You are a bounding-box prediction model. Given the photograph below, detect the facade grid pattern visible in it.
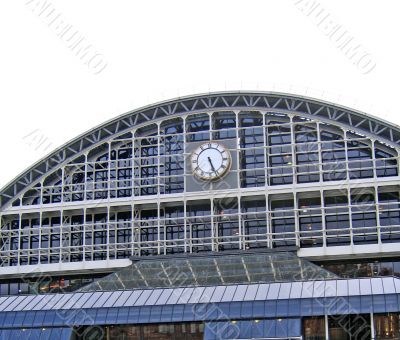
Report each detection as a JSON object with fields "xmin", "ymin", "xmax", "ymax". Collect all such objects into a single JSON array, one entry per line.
[{"xmin": 1, "ymin": 111, "xmax": 400, "ymax": 268}]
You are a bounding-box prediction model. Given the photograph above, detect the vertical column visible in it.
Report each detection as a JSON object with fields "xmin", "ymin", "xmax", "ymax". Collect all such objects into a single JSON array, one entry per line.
[
  {"xmin": 372, "ymin": 140, "xmax": 378, "ymax": 179},
  {"xmin": 80, "ymin": 153, "xmax": 87, "ymax": 202},
  {"xmin": 343, "ymin": 129, "xmax": 350, "ymax": 181},
  {"xmin": 370, "ymin": 312, "xmax": 375, "ymax": 340},
  {"xmin": 131, "ymin": 129, "xmax": 136, "ymax": 198},
  {"xmin": 237, "ymin": 195, "xmax": 243, "ymax": 250},
  {"xmin": 38, "ymin": 210, "xmax": 43, "ymax": 264},
  {"xmin": 235, "ymin": 110, "xmax": 241, "ymax": 193},
  {"xmin": 83, "ymin": 207, "xmax": 87, "ymax": 262},
  {"xmin": 157, "ymin": 122, "xmax": 161, "ymax": 197},
  {"xmin": 347, "ymin": 187, "xmax": 354, "ymax": 246},
  {"xmin": 106, "ymin": 205, "xmax": 110, "ymax": 260},
  {"xmin": 263, "ymin": 111, "xmax": 269, "ymax": 187},
  {"xmin": 321, "ymin": 188, "xmax": 327, "ymax": 248},
  {"xmin": 107, "ymin": 141, "xmax": 111, "ymax": 202},
  {"xmin": 211, "ymin": 197, "xmax": 215, "ymax": 252},
  {"xmin": 294, "ymin": 191, "xmax": 300, "ymax": 248},
  {"xmin": 183, "ymin": 116, "xmax": 188, "ymax": 253},
  {"xmin": 266, "ymin": 192, "xmax": 272, "ymax": 249},
  {"xmin": 61, "ymin": 165, "xmax": 66, "ymax": 203},
  {"xmin": 17, "ymin": 212, "xmax": 22, "ymax": 266},
  {"xmin": 157, "ymin": 201, "xmax": 161, "ymax": 255},
  {"xmin": 325, "ymin": 314, "xmax": 329, "ymax": 340},
  {"xmin": 289, "ymin": 114, "xmax": 297, "ymax": 185},
  {"xmin": 316, "ymin": 121, "xmax": 323, "ymax": 183},
  {"xmin": 374, "ymin": 185, "xmax": 382, "ymax": 245}
]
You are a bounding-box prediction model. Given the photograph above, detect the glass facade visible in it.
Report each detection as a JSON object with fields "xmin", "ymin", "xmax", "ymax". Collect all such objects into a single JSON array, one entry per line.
[
  {"xmin": 1, "ymin": 93, "xmax": 400, "ymax": 339},
  {"xmin": 319, "ymin": 259, "xmax": 400, "ymax": 279},
  {"xmin": 79, "ymin": 252, "xmax": 337, "ymax": 292},
  {"xmin": 3, "ymin": 184, "xmax": 400, "ymax": 266},
  {"xmin": 75, "ymin": 323, "xmax": 204, "ymax": 340},
  {"xmin": 303, "ymin": 316, "xmax": 325, "ymax": 340},
  {"xmin": 1, "ymin": 110, "xmax": 399, "ymax": 267},
  {"xmin": 328, "ymin": 314, "xmax": 371, "ymax": 340},
  {"xmin": 0, "ymin": 273, "xmax": 108, "ymax": 296},
  {"xmin": 374, "ymin": 313, "xmax": 400, "ymax": 339}
]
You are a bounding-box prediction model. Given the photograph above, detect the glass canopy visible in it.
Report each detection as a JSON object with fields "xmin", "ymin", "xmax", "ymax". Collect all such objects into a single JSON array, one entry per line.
[{"xmin": 79, "ymin": 252, "xmax": 338, "ymax": 292}]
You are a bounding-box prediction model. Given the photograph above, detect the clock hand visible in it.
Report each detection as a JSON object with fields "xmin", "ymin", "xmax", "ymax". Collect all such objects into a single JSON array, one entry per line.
[{"xmin": 207, "ymin": 157, "xmax": 216, "ymax": 172}]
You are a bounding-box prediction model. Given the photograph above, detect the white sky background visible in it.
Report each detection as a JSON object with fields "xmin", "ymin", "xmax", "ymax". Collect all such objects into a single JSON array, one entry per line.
[{"xmin": 0, "ymin": 0, "xmax": 399, "ymax": 188}]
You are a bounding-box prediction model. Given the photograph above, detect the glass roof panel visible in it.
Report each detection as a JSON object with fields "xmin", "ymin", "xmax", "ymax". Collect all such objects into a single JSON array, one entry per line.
[{"xmin": 79, "ymin": 251, "xmax": 338, "ymax": 292}]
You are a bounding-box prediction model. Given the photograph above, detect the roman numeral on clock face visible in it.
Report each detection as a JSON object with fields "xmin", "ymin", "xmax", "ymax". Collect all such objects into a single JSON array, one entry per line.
[{"xmin": 191, "ymin": 142, "xmax": 231, "ymax": 181}]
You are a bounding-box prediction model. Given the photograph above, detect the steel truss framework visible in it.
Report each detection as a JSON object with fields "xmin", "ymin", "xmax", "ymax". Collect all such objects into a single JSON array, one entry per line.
[
  {"xmin": 1, "ymin": 92, "xmax": 400, "ymax": 275},
  {"xmin": 2, "ymin": 91, "xmax": 400, "ymax": 208}
]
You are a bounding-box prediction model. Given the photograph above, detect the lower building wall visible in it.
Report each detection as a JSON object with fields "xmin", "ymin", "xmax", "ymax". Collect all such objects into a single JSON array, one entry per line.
[
  {"xmin": 0, "ymin": 327, "xmax": 72, "ymax": 340},
  {"xmin": 204, "ymin": 319, "xmax": 301, "ymax": 339},
  {"xmin": 0, "ymin": 314, "xmax": 399, "ymax": 339}
]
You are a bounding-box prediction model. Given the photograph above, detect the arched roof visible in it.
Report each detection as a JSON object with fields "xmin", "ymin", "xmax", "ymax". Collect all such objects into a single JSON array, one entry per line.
[{"xmin": 1, "ymin": 91, "xmax": 400, "ymax": 208}]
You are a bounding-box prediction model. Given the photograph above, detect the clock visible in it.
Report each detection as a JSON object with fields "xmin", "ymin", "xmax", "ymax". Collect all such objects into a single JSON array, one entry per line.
[{"xmin": 191, "ymin": 142, "xmax": 231, "ymax": 181}]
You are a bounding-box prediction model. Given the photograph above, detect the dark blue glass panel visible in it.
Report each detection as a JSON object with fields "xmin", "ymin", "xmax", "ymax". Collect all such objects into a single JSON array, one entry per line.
[
  {"xmin": 44, "ymin": 311, "xmax": 56, "ymax": 326},
  {"xmin": 360, "ymin": 296, "xmax": 373, "ymax": 314},
  {"xmin": 182, "ymin": 305, "xmax": 195, "ymax": 322},
  {"xmin": 116, "ymin": 307, "xmax": 130, "ymax": 324},
  {"xmin": 252, "ymin": 301, "xmax": 264, "ymax": 318},
  {"xmin": 2, "ymin": 312, "xmax": 16, "ymax": 327},
  {"xmin": 39, "ymin": 328, "xmax": 53, "ymax": 340},
  {"xmin": 159, "ymin": 305, "xmax": 173, "ymax": 322},
  {"xmin": 60, "ymin": 328, "xmax": 73, "ymax": 340},
  {"xmin": 236, "ymin": 320, "xmax": 251, "ymax": 338},
  {"xmin": 25, "ymin": 328, "xmax": 41, "ymax": 340},
  {"xmin": 52, "ymin": 312, "xmax": 67, "ymax": 326},
  {"xmin": 192, "ymin": 304, "xmax": 207, "ymax": 321},
  {"xmin": 287, "ymin": 299, "xmax": 301, "ymax": 316},
  {"xmin": 127, "ymin": 307, "xmax": 140, "ymax": 323},
  {"xmin": 276, "ymin": 300, "xmax": 289, "ymax": 316},
  {"xmin": 228, "ymin": 302, "xmax": 241, "ymax": 318},
  {"xmin": 265, "ymin": 319, "xmax": 277, "ymax": 337},
  {"xmin": 148, "ymin": 306, "xmax": 162, "ymax": 323},
  {"xmin": 72, "ymin": 308, "xmax": 97, "ymax": 326},
  {"xmin": 251, "ymin": 320, "xmax": 265, "ymax": 338},
  {"xmin": 95, "ymin": 308, "xmax": 108, "ymax": 324},
  {"xmin": 288, "ymin": 318, "xmax": 302, "ymax": 337},
  {"xmin": 0, "ymin": 313, "xmax": 6, "ymax": 327},
  {"xmin": 384, "ymin": 294, "xmax": 399, "ymax": 312},
  {"xmin": 171, "ymin": 305, "xmax": 185, "ymax": 322},
  {"xmin": 373, "ymin": 295, "xmax": 386, "ymax": 313},
  {"xmin": 204, "ymin": 303, "xmax": 224, "ymax": 320},
  {"xmin": 347, "ymin": 296, "xmax": 361, "ymax": 314},
  {"xmin": 276, "ymin": 318, "xmax": 289, "ymax": 337},
  {"xmin": 334, "ymin": 297, "xmax": 350, "ymax": 315},
  {"xmin": 138, "ymin": 306, "xmax": 152, "ymax": 323},
  {"xmin": 240, "ymin": 301, "xmax": 253, "ymax": 318},
  {"xmin": 223, "ymin": 321, "xmax": 241, "ymax": 339},
  {"xmin": 313, "ymin": 298, "xmax": 325, "ymax": 315},
  {"xmin": 204, "ymin": 322, "xmax": 219, "ymax": 340},
  {"xmin": 49, "ymin": 328, "xmax": 62, "ymax": 338},
  {"xmin": 300, "ymin": 299, "xmax": 313, "ymax": 316},
  {"xmin": 54, "ymin": 309, "xmax": 73, "ymax": 326},
  {"xmin": 32, "ymin": 310, "xmax": 46, "ymax": 327},
  {"xmin": 264, "ymin": 301, "xmax": 277, "ymax": 317},
  {"xmin": 22, "ymin": 311, "xmax": 36, "ymax": 327},
  {"xmin": 106, "ymin": 308, "xmax": 119, "ymax": 324}
]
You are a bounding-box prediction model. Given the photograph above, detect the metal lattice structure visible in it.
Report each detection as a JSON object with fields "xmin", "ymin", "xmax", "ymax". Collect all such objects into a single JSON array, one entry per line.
[{"xmin": 1, "ymin": 91, "xmax": 400, "ymax": 277}]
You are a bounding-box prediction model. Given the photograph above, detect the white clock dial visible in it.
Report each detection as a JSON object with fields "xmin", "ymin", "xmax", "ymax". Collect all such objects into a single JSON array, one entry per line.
[{"xmin": 191, "ymin": 142, "xmax": 231, "ymax": 181}]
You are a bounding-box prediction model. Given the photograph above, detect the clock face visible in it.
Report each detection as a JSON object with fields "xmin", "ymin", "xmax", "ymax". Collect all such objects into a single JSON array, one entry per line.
[{"xmin": 191, "ymin": 142, "xmax": 231, "ymax": 181}]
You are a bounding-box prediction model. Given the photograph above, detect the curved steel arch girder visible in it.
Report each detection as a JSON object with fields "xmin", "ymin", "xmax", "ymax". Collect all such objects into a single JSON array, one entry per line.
[{"xmin": 1, "ymin": 91, "xmax": 400, "ymax": 209}]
